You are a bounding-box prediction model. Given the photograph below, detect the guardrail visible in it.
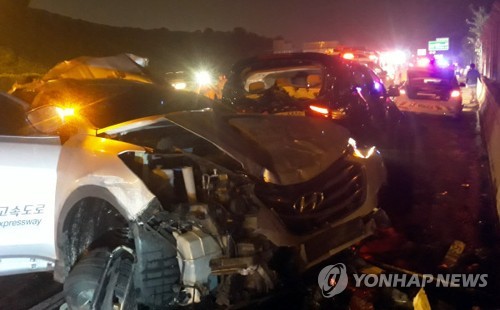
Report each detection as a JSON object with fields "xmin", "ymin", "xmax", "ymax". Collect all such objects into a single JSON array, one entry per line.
[{"xmin": 477, "ymin": 78, "xmax": 500, "ymax": 220}]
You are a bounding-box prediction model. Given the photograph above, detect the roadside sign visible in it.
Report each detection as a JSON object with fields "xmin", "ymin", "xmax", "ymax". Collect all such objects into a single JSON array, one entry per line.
[
  {"xmin": 417, "ymin": 49, "xmax": 427, "ymax": 56},
  {"xmin": 428, "ymin": 39, "xmax": 449, "ymax": 52},
  {"xmin": 429, "ymin": 41, "xmax": 450, "ymax": 52}
]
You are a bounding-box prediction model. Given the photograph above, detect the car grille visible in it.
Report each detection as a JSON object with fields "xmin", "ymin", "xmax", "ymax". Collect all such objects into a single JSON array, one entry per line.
[{"xmin": 255, "ymin": 151, "xmax": 366, "ymax": 234}]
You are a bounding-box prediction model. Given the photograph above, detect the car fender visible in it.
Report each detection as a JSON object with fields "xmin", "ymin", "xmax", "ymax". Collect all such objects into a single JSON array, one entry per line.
[
  {"xmin": 55, "ymin": 134, "xmax": 155, "ymax": 219},
  {"xmin": 53, "ymin": 134, "xmax": 156, "ymax": 281}
]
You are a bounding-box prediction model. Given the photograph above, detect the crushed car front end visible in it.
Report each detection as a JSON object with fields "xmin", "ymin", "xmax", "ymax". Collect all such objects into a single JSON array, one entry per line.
[
  {"xmin": 93, "ymin": 109, "xmax": 388, "ymax": 307},
  {"xmin": 22, "ymin": 99, "xmax": 389, "ymax": 308}
]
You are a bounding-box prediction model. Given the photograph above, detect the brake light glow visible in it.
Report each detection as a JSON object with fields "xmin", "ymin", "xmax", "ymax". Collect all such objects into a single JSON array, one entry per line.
[
  {"xmin": 451, "ymin": 90, "xmax": 460, "ymax": 98},
  {"xmin": 172, "ymin": 82, "xmax": 187, "ymax": 90},
  {"xmin": 417, "ymin": 58, "xmax": 430, "ymax": 67},
  {"xmin": 309, "ymin": 105, "xmax": 329, "ymax": 115},
  {"xmin": 343, "ymin": 53, "xmax": 354, "ymax": 60}
]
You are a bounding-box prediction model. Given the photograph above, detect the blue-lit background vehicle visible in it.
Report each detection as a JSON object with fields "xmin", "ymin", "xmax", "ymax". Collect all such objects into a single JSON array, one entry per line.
[{"xmin": 395, "ymin": 65, "xmax": 464, "ymax": 118}]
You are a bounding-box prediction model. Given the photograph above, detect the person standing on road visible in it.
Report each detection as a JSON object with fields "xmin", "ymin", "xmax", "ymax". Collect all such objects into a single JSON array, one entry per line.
[{"xmin": 465, "ymin": 63, "xmax": 481, "ymax": 103}]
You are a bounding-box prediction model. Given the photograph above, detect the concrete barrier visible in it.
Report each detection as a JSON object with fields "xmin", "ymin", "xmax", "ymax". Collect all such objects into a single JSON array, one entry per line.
[{"xmin": 477, "ymin": 78, "xmax": 500, "ymax": 219}]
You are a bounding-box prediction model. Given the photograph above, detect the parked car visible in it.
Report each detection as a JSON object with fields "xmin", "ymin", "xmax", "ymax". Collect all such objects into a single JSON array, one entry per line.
[
  {"xmin": 0, "ymin": 91, "xmax": 388, "ymax": 309},
  {"xmin": 221, "ymin": 52, "xmax": 403, "ymax": 147},
  {"xmin": 395, "ymin": 66, "xmax": 464, "ymax": 118}
]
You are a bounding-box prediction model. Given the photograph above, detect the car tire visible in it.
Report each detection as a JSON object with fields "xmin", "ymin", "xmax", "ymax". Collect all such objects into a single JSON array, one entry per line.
[{"xmin": 64, "ymin": 248, "xmax": 133, "ymax": 310}]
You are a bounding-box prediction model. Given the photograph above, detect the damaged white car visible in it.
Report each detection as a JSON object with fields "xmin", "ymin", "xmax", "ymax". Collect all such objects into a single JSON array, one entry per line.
[{"xmin": 0, "ymin": 92, "xmax": 388, "ymax": 309}]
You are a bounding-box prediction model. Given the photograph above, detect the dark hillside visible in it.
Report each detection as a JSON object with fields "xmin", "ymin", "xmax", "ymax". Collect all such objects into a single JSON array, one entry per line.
[{"xmin": 0, "ymin": 2, "xmax": 274, "ymax": 89}]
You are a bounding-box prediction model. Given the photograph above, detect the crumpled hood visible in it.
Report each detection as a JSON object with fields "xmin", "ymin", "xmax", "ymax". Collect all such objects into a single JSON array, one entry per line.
[{"xmin": 103, "ymin": 109, "xmax": 351, "ymax": 186}]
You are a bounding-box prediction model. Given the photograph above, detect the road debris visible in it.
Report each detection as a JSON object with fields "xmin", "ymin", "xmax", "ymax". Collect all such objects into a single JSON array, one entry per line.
[
  {"xmin": 440, "ymin": 240, "xmax": 466, "ymax": 268},
  {"xmin": 413, "ymin": 288, "xmax": 431, "ymax": 310}
]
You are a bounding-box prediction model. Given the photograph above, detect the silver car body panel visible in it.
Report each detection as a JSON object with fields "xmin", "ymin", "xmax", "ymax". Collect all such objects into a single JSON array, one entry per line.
[
  {"xmin": 0, "ymin": 135, "xmax": 61, "ymax": 275},
  {"xmin": 0, "ymin": 132, "xmax": 157, "ymax": 276},
  {"xmin": 54, "ymin": 132, "xmax": 155, "ymax": 230}
]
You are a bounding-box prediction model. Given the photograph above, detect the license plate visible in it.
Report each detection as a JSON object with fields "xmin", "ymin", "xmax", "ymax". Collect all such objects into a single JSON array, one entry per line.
[{"xmin": 275, "ymin": 111, "xmax": 306, "ymax": 116}]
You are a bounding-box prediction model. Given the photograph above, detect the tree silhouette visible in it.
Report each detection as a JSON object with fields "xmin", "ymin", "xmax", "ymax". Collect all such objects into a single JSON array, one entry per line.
[
  {"xmin": 466, "ymin": 5, "xmax": 489, "ymax": 65},
  {"xmin": 0, "ymin": 5, "xmax": 276, "ymax": 90}
]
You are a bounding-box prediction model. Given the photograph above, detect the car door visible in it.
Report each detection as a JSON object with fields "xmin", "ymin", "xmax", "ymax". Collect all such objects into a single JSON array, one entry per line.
[
  {"xmin": 352, "ymin": 65, "xmax": 388, "ymax": 122},
  {"xmin": 0, "ymin": 93, "xmax": 62, "ymax": 276}
]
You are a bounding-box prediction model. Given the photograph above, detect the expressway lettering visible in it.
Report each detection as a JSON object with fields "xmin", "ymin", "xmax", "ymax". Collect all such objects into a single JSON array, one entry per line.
[
  {"xmin": 0, "ymin": 218, "xmax": 42, "ymax": 228},
  {"xmin": 0, "ymin": 204, "xmax": 46, "ymax": 217}
]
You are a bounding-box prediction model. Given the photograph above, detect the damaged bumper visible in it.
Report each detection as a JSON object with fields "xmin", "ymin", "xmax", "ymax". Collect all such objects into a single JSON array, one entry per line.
[{"xmin": 299, "ymin": 207, "xmax": 390, "ymax": 269}]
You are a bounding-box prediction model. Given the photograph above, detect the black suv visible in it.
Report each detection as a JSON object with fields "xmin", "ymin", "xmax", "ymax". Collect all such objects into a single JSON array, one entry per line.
[{"xmin": 221, "ymin": 52, "xmax": 403, "ymax": 147}]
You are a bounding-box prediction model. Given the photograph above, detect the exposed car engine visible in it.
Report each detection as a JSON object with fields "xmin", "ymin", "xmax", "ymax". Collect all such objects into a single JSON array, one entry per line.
[
  {"xmin": 119, "ymin": 148, "xmax": 280, "ymax": 307},
  {"xmin": 89, "ymin": 112, "xmax": 388, "ymax": 309}
]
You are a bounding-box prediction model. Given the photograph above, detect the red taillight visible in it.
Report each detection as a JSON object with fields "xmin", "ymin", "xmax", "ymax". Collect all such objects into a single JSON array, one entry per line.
[
  {"xmin": 343, "ymin": 53, "xmax": 354, "ymax": 60},
  {"xmin": 309, "ymin": 104, "xmax": 329, "ymax": 115},
  {"xmin": 451, "ymin": 90, "xmax": 460, "ymax": 98}
]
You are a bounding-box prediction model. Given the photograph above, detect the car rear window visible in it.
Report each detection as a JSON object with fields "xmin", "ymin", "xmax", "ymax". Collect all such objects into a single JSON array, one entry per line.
[
  {"xmin": 407, "ymin": 69, "xmax": 458, "ymax": 88},
  {"xmin": 236, "ymin": 64, "xmax": 325, "ymax": 105}
]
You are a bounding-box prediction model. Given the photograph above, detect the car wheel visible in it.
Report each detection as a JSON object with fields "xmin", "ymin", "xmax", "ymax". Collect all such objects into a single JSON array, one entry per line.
[{"xmin": 64, "ymin": 248, "xmax": 133, "ymax": 310}]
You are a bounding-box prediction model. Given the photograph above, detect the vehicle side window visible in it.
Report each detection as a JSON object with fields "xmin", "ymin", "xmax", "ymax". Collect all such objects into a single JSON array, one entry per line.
[
  {"xmin": 0, "ymin": 95, "xmax": 31, "ymax": 136},
  {"xmin": 368, "ymin": 70, "xmax": 382, "ymax": 85},
  {"xmin": 335, "ymin": 66, "xmax": 354, "ymax": 98},
  {"xmin": 352, "ymin": 68, "xmax": 371, "ymax": 89},
  {"xmin": 367, "ymin": 69, "xmax": 386, "ymax": 94},
  {"xmin": 353, "ymin": 67, "xmax": 385, "ymax": 96}
]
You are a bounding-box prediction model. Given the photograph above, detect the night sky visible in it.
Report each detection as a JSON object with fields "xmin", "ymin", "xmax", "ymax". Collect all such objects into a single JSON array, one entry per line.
[{"xmin": 30, "ymin": 0, "xmax": 495, "ymax": 51}]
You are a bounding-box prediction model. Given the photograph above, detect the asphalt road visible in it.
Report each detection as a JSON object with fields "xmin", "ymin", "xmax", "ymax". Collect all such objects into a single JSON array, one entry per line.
[
  {"xmin": 365, "ymin": 103, "xmax": 500, "ymax": 308},
  {"xmin": 1, "ymin": 101, "xmax": 499, "ymax": 309}
]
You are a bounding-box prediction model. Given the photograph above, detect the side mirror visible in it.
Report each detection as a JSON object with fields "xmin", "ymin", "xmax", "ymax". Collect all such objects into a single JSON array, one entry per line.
[
  {"xmin": 387, "ymin": 86, "xmax": 400, "ymax": 97},
  {"xmin": 27, "ymin": 105, "xmax": 65, "ymax": 134}
]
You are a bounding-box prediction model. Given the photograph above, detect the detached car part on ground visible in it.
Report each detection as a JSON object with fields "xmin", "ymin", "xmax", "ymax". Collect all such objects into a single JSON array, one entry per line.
[
  {"xmin": 0, "ymin": 92, "xmax": 388, "ymax": 309},
  {"xmin": 221, "ymin": 52, "xmax": 404, "ymax": 148}
]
